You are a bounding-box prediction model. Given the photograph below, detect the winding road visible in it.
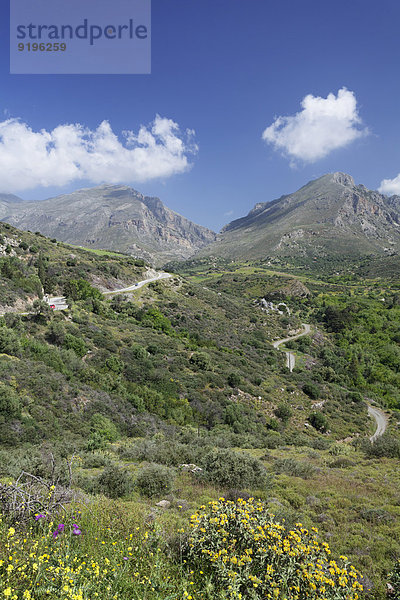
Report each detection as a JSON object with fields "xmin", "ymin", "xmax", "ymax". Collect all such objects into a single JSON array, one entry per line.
[
  {"xmin": 272, "ymin": 323, "xmax": 387, "ymax": 440},
  {"xmin": 46, "ymin": 271, "xmax": 172, "ymax": 310},
  {"xmin": 367, "ymin": 403, "xmax": 388, "ymax": 442},
  {"xmin": 272, "ymin": 323, "xmax": 311, "ymax": 372}
]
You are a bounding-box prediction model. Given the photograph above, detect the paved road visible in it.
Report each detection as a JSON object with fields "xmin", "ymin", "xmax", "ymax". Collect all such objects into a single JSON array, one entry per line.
[
  {"xmin": 273, "ymin": 323, "xmax": 388, "ymax": 440},
  {"xmin": 46, "ymin": 272, "xmax": 172, "ymax": 310},
  {"xmin": 103, "ymin": 272, "xmax": 171, "ymax": 295},
  {"xmin": 272, "ymin": 323, "xmax": 311, "ymax": 372},
  {"xmin": 367, "ymin": 403, "xmax": 388, "ymax": 442}
]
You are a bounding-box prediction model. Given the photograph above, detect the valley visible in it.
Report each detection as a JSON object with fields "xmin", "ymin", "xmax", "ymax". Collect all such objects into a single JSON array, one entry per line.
[{"xmin": 0, "ymin": 174, "xmax": 399, "ymax": 600}]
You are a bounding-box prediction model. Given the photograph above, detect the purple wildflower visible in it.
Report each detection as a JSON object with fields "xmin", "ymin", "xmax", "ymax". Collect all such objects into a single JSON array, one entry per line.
[
  {"xmin": 52, "ymin": 523, "xmax": 65, "ymax": 538},
  {"xmin": 35, "ymin": 514, "xmax": 45, "ymax": 521},
  {"xmin": 72, "ymin": 524, "xmax": 82, "ymax": 536}
]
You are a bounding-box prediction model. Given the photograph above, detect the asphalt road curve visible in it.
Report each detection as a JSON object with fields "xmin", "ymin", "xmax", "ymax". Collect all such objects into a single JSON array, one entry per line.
[{"xmin": 272, "ymin": 323, "xmax": 311, "ymax": 372}]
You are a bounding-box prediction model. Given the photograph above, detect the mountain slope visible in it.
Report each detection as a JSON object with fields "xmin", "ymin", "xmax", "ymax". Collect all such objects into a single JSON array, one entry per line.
[
  {"xmin": 199, "ymin": 172, "xmax": 400, "ymax": 261},
  {"xmin": 0, "ymin": 185, "xmax": 216, "ymax": 266}
]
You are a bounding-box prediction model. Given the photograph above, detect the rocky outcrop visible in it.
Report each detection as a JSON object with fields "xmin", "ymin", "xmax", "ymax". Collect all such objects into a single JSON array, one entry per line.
[
  {"xmin": 0, "ymin": 185, "xmax": 216, "ymax": 266},
  {"xmin": 200, "ymin": 172, "xmax": 400, "ymax": 261}
]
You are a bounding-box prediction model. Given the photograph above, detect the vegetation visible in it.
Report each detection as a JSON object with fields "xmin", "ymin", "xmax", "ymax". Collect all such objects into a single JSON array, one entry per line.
[
  {"xmin": 0, "ymin": 227, "xmax": 399, "ymax": 598},
  {"xmin": 186, "ymin": 497, "xmax": 364, "ymax": 600}
]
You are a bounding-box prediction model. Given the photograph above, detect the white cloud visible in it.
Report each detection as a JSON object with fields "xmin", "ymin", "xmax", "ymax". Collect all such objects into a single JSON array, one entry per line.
[
  {"xmin": 378, "ymin": 174, "xmax": 400, "ymax": 196},
  {"xmin": 262, "ymin": 88, "xmax": 367, "ymax": 163},
  {"xmin": 0, "ymin": 114, "xmax": 197, "ymax": 193}
]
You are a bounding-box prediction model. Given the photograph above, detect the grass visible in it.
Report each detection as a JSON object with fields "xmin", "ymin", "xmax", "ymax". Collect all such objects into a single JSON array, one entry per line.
[
  {"xmin": 0, "ymin": 238, "xmax": 399, "ymax": 600},
  {"xmin": 1, "ymin": 440, "xmax": 399, "ymax": 599},
  {"xmin": 70, "ymin": 246, "xmax": 129, "ymax": 258}
]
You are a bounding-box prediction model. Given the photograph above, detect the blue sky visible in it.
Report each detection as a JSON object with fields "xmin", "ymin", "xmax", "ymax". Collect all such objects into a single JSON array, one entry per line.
[{"xmin": 2, "ymin": 0, "xmax": 400, "ymax": 231}]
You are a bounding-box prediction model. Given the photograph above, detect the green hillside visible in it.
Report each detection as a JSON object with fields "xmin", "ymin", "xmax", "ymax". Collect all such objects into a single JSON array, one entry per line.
[{"xmin": 0, "ymin": 225, "xmax": 399, "ymax": 599}]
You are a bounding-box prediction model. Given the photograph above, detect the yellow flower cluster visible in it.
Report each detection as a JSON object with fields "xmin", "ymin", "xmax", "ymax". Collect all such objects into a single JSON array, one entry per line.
[
  {"xmin": 0, "ymin": 517, "xmax": 162, "ymax": 600},
  {"xmin": 186, "ymin": 498, "xmax": 363, "ymax": 600}
]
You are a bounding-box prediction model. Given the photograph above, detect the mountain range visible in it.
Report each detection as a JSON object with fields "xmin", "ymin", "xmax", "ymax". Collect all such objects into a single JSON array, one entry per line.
[
  {"xmin": 0, "ymin": 185, "xmax": 216, "ymax": 266},
  {"xmin": 1, "ymin": 172, "xmax": 400, "ymax": 265},
  {"xmin": 199, "ymin": 172, "xmax": 400, "ymax": 261}
]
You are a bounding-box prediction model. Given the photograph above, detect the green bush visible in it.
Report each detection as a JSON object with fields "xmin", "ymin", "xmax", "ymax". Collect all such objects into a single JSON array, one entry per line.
[
  {"xmin": 274, "ymin": 457, "xmax": 316, "ymax": 479},
  {"xmin": 389, "ymin": 559, "xmax": 400, "ymax": 599},
  {"xmin": 63, "ymin": 333, "xmax": 87, "ymax": 357},
  {"xmin": 303, "ymin": 382, "xmax": 320, "ymax": 400},
  {"xmin": 190, "ymin": 351, "xmax": 212, "ymax": 371},
  {"xmin": 64, "ymin": 278, "xmax": 102, "ymax": 301},
  {"xmin": 135, "ymin": 463, "xmax": 174, "ymax": 498},
  {"xmin": 186, "ymin": 498, "xmax": 364, "ymax": 600},
  {"xmin": 82, "ymin": 452, "xmax": 111, "ymax": 469},
  {"xmin": 227, "ymin": 372, "xmax": 241, "ymax": 387},
  {"xmin": 308, "ymin": 411, "xmax": 329, "ymax": 432},
  {"xmin": 0, "ymin": 384, "xmax": 21, "ymax": 417},
  {"xmin": 90, "ymin": 413, "xmax": 119, "ymax": 442},
  {"xmin": 105, "ymin": 355, "xmax": 124, "ymax": 373},
  {"xmin": 200, "ymin": 448, "xmax": 269, "ymax": 489},
  {"xmin": 119, "ymin": 439, "xmax": 199, "ymax": 466},
  {"xmin": 274, "ymin": 402, "xmax": 292, "ymax": 423},
  {"xmin": 364, "ymin": 434, "xmax": 400, "ymax": 459},
  {"xmin": 98, "ymin": 465, "xmax": 133, "ymax": 498}
]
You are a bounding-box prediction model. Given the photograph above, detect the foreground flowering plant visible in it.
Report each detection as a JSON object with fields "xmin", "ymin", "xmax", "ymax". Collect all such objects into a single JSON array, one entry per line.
[
  {"xmin": 0, "ymin": 503, "xmax": 189, "ymax": 600},
  {"xmin": 185, "ymin": 497, "xmax": 364, "ymax": 600}
]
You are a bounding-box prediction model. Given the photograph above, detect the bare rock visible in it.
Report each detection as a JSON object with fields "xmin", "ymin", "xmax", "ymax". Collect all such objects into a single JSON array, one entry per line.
[{"xmin": 155, "ymin": 500, "xmax": 171, "ymax": 509}]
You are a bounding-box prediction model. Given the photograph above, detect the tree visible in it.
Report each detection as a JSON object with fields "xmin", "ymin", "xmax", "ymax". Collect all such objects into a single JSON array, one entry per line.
[
  {"xmin": 0, "ymin": 384, "xmax": 21, "ymax": 417},
  {"xmin": 37, "ymin": 252, "xmax": 46, "ymax": 287},
  {"xmin": 63, "ymin": 279, "xmax": 102, "ymax": 301},
  {"xmin": 274, "ymin": 402, "xmax": 293, "ymax": 424},
  {"xmin": 190, "ymin": 351, "xmax": 212, "ymax": 371},
  {"xmin": 32, "ymin": 300, "xmax": 52, "ymax": 322},
  {"xmin": 227, "ymin": 372, "xmax": 241, "ymax": 387},
  {"xmin": 308, "ymin": 411, "xmax": 329, "ymax": 433}
]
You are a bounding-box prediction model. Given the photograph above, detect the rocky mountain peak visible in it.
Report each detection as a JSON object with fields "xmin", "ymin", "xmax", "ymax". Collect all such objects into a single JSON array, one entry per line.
[
  {"xmin": 331, "ymin": 172, "xmax": 355, "ymax": 187},
  {"xmin": 199, "ymin": 172, "xmax": 400, "ymax": 261},
  {"xmin": 0, "ymin": 185, "xmax": 216, "ymax": 266}
]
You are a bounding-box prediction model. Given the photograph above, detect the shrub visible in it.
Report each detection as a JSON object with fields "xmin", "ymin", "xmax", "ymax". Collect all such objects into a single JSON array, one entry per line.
[
  {"xmin": 105, "ymin": 355, "xmax": 124, "ymax": 374},
  {"xmin": 190, "ymin": 351, "xmax": 212, "ymax": 371},
  {"xmin": 0, "ymin": 327, "xmax": 21, "ymax": 356},
  {"xmin": 274, "ymin": 457, "xmax": 316, "ymax": 479},
  {"xmin": 0, "ymin": 384, "xmax": 21, "ymax": 417},
  {"xmin": 64, "ymin": 279, "xmax": 102, "ymax": 301},
  {"xmin": 225, "ymin": 489, "xmax": 252, "ymax": 503},
  {"xmin": 303, "ymin": 382, "xmax": 320, "ymax": 399},
  {"xmin": 308, "ymin": 411, "xmax": 329, "ymax": 432},
  {"xmin": 200, "ymin": 448, "xmax": 269, "ymax": 489},
  {"xmin": 263, "ymin": 432, "xmax": 282, "ymax": 449},
  {"xmin": 135, "ymin": 463, "xmax": 174, "ymax": 497},
  {"xmin": 227, "ymin": 372, "xmax": 241, "ymax": 387},
  {"xmin": 186, "ymin": 498, "xmax": 363, "ymax": 600},
  {"xmin": 63, "ymin": 333, "xmax": 87, "ymax": 357},
  {"xmin": 81, "ymin": 452, "xmax": 110, "ymax": 469},
  {"xmin": 274, "ymin": 402, "xmax": 292, "ymax": 423},
  {"xmin": 90, "ymin": 413, "xmax": 119, "ymax": 442},
  {"xmin": 98, "ymin": 465, "xmax": 133, "ymax": 498},
  {"xmin": 130, "ymin": 344, "xmax": 148, "ymax": 360},
  {"xmin": 329, "ymin": 457, "xmax": 355, "ymax": 469},
  {"xmin": 364, "ymin": 434, "xmax": 400, "ymax": 459},
  {"xmin": 389, "ymin": 559, "xmax": 400, "ymax": 599},
  {"xmin": 120, "ymin": 439, "xmax": 199, "ymax": 467}
]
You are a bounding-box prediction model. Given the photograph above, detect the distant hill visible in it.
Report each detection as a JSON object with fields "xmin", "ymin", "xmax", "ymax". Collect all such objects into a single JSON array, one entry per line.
[
  {"xmin": 198, "ymin": 172, "xmax": 400, "ymax": 261},
  {"xmin": 0, "ymin": 185, "xmax": 216, "ymax": 266}
]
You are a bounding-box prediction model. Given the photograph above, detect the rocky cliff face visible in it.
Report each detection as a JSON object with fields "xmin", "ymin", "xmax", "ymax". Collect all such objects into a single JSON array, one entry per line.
[
  {"xmin": 0, "ymin": 185, "xmax": 216, "ymax": 266},
  {"xmin": 201, "ymin": 173, "xmax": 400, "ymax": 260}
]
